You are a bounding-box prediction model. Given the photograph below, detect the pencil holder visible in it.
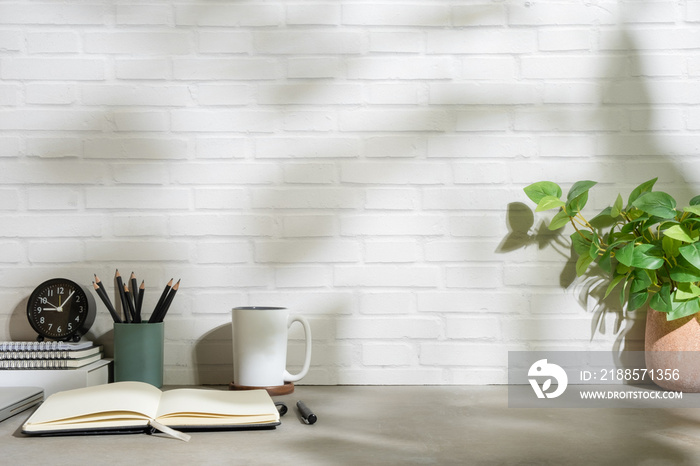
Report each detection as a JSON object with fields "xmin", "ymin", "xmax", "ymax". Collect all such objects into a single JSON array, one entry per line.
[{"xmin": 113, "ymin": 322, "xmax": 164, "ymax": 388}]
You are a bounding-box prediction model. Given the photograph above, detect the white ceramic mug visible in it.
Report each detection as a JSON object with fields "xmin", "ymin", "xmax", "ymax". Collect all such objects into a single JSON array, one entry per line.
[{"xmin": 232, "ymin": 306, "xmax": 312, "ymax": 387}]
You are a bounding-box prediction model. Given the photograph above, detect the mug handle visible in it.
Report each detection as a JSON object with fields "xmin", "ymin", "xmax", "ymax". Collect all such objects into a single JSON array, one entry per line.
[{"xmin": 283, "ymin": 315, "xmax": 312, "ymax": 383}]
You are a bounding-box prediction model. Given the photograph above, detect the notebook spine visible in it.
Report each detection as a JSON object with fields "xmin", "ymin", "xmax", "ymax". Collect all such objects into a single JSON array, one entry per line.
[
  {"xmin": 0, "ymin": 341, "xmax": 84, "ymax": 351},
  {"xmin": 0, "ymin": 359, "xmax": 71, "ymax": 369},
  {"xmin": 0, "ymin": 350, "xmax": 71, "ymax": 360}
]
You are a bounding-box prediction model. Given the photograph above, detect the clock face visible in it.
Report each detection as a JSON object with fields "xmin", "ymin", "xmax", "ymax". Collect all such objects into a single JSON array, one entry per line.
[{"xmin": 26, "ymin": 279, "xmax": 96, "ymax": 341}]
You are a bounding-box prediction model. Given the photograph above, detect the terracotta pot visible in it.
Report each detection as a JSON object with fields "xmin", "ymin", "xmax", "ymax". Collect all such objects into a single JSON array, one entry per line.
[{"xmin": 645, "ymin": 309, "xmax": 700, "ymax": 392}]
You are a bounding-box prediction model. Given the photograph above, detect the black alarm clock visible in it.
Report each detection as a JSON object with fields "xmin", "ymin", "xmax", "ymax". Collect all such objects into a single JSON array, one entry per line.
[{"xmin": 26, "ymin": 278, "xmax": 96, "ymax": 342}]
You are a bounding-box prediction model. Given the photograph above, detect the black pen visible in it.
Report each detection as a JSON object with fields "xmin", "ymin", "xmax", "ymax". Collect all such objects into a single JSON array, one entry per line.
[{"xmin": 296, "ymin": 401, "xmax": 317, "ymax": 425}]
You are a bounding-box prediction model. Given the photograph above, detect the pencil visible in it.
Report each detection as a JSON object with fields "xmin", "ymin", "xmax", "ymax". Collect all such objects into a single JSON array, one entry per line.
[
  {"xmin": 130, "ymin": 272, "xmax": 138, "ymax": 312},
  {"xmin": 135, "ymin": 280, "xmax": 145, "ymax": 323},
  {"xmin": 94, "ymin": 274, "xmax": 114, "ymax": 315},
  {"xmin": 124, "ymin": 284, "xmax": 137, "ymax": 324},
  {"xmin": 115, "ymin": 269, "xmax": 131, "ymax": 323},
  {"xmin": 94, "ymin": 274, "xmax": 108, "ymax": 296},
  {"xmin": 154, "ymin": 279, "xmax": 179, "ymax": 323},
  {"xmin": 92, "ymin": 281, "xmax": 121, "ymax": 323},
  {"xmin": 149, "ymin": 278, "xmax": 173, "ymax": 323}
]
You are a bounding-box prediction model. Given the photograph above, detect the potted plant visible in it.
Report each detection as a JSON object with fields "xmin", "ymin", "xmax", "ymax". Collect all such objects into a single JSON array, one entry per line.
[{"xmin": 524, "ymin": 177, "xmax": 700, "ymax": 391}]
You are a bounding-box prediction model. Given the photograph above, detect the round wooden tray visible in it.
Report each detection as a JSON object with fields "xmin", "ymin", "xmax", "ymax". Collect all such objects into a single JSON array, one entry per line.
[{"xmin": 228, "ymin": 381, "xmax": 294, "ymax": 396}]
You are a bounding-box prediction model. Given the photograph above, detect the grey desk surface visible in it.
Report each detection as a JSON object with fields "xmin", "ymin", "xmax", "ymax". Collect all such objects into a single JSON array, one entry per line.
[{"xmin": 2, "ymin": 385, "xmax": 700, "ymax": 466}]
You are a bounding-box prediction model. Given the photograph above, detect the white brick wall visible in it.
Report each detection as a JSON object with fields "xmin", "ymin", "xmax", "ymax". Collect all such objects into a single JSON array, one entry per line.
[{"xmin": 0, "ymin": 0, "xmax": 692, "ymax": 385}]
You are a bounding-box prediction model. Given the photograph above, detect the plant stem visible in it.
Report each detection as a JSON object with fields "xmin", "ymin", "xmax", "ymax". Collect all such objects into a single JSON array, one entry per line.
[{"xmin": 570, "ymin": 213, "xmax": 608, "ymax": 249}]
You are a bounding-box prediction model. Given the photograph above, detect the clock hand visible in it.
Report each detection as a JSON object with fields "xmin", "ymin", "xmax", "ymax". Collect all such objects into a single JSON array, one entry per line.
[
  {"xmin": 52, "ymin": 290, "xmax": 76, "ymax": 312},
  {"xmin": 47, "ymin": 297, "xmax": 60, "ymax": 307},
  {"xmin": 61, "ymin": 290, "xmax": 76, "ymax": 306},
  {"xmin": 43, "ymin": 291, "xmax": 73, "ymax": 312}
]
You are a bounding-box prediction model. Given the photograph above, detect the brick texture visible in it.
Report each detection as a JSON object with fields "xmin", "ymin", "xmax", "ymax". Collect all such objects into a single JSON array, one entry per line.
[{"xmin": 0, "ymin": 1, "xmax": 683, "ymax": 385}]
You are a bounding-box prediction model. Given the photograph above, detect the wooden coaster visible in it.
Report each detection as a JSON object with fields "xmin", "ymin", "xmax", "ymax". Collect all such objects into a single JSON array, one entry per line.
[{"xmin": 229, "ymin": 381, "xmax": 294, "ymax": 396}]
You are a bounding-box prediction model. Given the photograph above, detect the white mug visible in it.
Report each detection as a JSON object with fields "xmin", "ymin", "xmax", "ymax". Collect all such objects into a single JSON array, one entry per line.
[{"xmin": 232, "ymin": 306, "xmax": 312, "ymax": 387}]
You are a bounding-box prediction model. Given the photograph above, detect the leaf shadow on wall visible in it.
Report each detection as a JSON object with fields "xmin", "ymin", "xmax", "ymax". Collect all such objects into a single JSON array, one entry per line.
[
  {"xmin": 498, "ymin": 27, "xmax": 696, "ymax": 359},
  {"xmin": 497, "ymin": 201, "xmax": 637, "ymax": 352}
]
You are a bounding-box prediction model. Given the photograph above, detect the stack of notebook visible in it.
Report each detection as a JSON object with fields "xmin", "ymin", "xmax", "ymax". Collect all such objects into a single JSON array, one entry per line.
[
  {"xmin": 0, "ymin": 341, "xmax": 103, "ymax": 369},
  {"xmin": 0, "ymin": 341, "xmax": 112, "ymax": 397}
]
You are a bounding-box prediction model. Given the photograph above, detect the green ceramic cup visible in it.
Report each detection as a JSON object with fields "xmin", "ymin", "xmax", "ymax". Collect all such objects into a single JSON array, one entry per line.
[{"xmin": 114, "ymin": 322, "xmax": 164, "ymax": 388}]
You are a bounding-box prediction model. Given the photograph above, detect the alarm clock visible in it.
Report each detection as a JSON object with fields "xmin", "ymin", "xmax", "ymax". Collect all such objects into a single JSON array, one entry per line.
[{"xmin": 26, "ymin": 278, "xmax": 96, "ymax": 342}]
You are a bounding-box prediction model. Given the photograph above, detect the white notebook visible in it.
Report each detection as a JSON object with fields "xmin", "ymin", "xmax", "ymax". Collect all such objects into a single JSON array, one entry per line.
[{"xmin": 0, "ymin": 386, "xmax": 43, "ymax": 423}]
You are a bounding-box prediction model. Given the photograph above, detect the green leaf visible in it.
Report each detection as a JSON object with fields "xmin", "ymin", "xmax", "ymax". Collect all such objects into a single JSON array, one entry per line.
[
  {"xmin": 628, "ymin": 209, "xmax": 646, "ymax": 221},
  {"xmin": 684, "ymin": 205, "xmax": 700, "ymax": 216},
  {"xmin": 604, "ymin": 274, "xmax": 626, "ymax": 299},
  {"xmin": 615, "ymin": 242, "xmax": 634, "ymax": 267},
  {"xmin": 632, "ymin": 191, "xmax": 677, "ymax": 219},
  {"xmin": 662, "ymin": 235, "xmax": 681, "ymax": 258},
  {"xmin": 690, "ymin": 195, "xmax": 700, "ymax": 206},
  {"xmin": 627, "ymin": 178, "xmax": 658, "ymax": 208},
  {"xmin": 631, "ymin": 244, "xmax": 665, "ymax": 269},
  {"xmin": 679, "ymin": 242, "xmax": 700, "ymax": 270},
  {"xmin": 630, "ymin": 269, "xmax": 652, "ymax": 293},
  {"xmin": 535, "ymin": 195, "xmax": 566, "ymax": 212},
  {"xmin": 589, "ymin": 206, "xmax": 617, "ymax": 229},
  {"xmin": 588, "ymin": 238, "xmax": 599, "ymax": 260},
  {"xmin": 548, "ymin": 209, "xmax": 571, "ymax": 230},
  {"xmin": 669, "ymin": 261, "xmax": 700, "ymax": 282},
  {"xmin": 667, "ymin": 297, "xmax": 700, "ymax": 320},
  {"xmin": 571, "ymin": 230, "xmax": 594, "ymax": 256},
  {"xmin": 650, "ymin": 283, "xmax": 672, "ymax": 313},
  {"xmin": 608, "ymin": 233, "xmax": 635, "ymax": 246},
  {"xmin": 524, "ymin": 182, "xmax": 562, "ymax": 204},
  {"xmin": 598, "ymin": 249, "xmax": 612, "ymax": 274},
  {"xmin": 567, "ymin": 180, "xmax": 597, "ymax": 202},
  {"xmin": 611, "ymin": 194, "xmax": 623, "ymax": 218},
  {"xmin": 620, "ymin": 276, "xmax": 630, "ymax": 308},
  {"xmin": 575, "ymin": 253, "xmax": 594, "ymax": 276},
  {"xmin": 663, "ymin": 224, "xmax": 695, "ymax": 242},
  {"xmin": 620, "ymin": 217, "xmax": 646, "ymax": 235},
  {"xmin": 616, "ymin": 262, "xmax": 631, "ymax": 275},
  {"xmin": 617, "ymin": 243, "xmax": 665, "ymax": 270},
  {"xmin": 675, "ymin": 282, "xmax": 700, "ymax": 300},
  {"xmin": 629, "ymin": 290, "xmax": 649, "ymax": 311},
  {"xmin": 565, "ymin": 192, "xmax": 588, "ymax": 216},
  {"xmin": 683, "ymin": 218, "xmax": 700, "ymax": 227}
]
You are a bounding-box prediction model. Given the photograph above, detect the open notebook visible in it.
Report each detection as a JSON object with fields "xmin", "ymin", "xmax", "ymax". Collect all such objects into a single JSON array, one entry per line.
[
  {"xmin": 22, "ymin": 381, "xmax": 279, "ymax": 439},
  {"xmin": 0, "ymin": 386, "xmax": 43, "ymax": 423}
]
